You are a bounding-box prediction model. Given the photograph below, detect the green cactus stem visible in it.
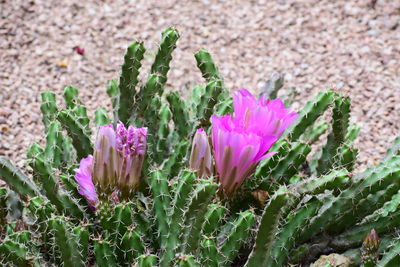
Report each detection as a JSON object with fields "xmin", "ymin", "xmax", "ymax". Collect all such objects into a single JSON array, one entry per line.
[
  {"xmin": 40, "ymin": 91, "xmax": 58, "ymax": 130},
  {"xmin": 94, "ymin": 239, "xmax": 118, "ymax": 267},
  {"xmin": 196, "ymin": 79, "xmax": 223, "ymax": 129},
  {"xmin": 150, "ymin": 27, "xmax": 180, "ymax": 85},
  {"xmin": 285, "ymin": 89, "xmax": 335, "ymax": 142},
  {"xmin": 218, "ymin": 210, "xmax": 255, "ymax": 266},
  {"xmin": 266, "ymin": 197, "xmax": 322, "ymax": 266},
  {"xmin": 166, "ymin": 91, "xmax": 192, "ymax": 138},
  {"xmin": 245, "ymin": 187, "xmax": 294, "ymax": 266},
  {"xmin": 50, "ymin": 216, "xmax": 85, "ymax": 267},
  {"xmin": 194, "ymin": 49, "xmax": 223, "ymax": 83},
  {"xmin": 106, "ymin": 79, "xmax": 119, "ymax": 123},
  {"xmin": 94, "ymin": 108, "xmax": 111, "ymax": 127},
  {"xmin": 160, "ymin": 170, "xmax": 197, "ymax": 267},
  {"xmin": 121, "ymin": 227, "xmax": 146, "ymax": 263},
  {"xmin": 384, "ymin": 135, "xmax": 400, "ymax": 160},
  {"xmin": 149, "ymin": 170, "xmax": 170, "ymax": 246},
  {"xmin": 174, "ymin": 254, "xmax": 200, "ymax": 267},
  {"xmin": 377, "ymin": 239, "xmax": 400, "ymax": 267},
  {"xmin": 291, "ymin": 168, "xmax": 350, "ymax": 196},
  {"xmin": 117, "ymin": 41, "xmax": 145, "ymax": 124},
  {"xmin": 181, "ymin": 178, "xmax": 218, "ymax": 254},
  {"xmin": 63, "ymin": 86, "xmax": 80, "ymax": 109},
  {"xmin": 258, "ymin": 141, "xmax": 311, "ymax": 191},
  {"xmin": 300, "ymin": 120, "xmax": 329, "ymax": 144},
  {"xmin": 58, "ymin": 109, "xmax": 93, "ymax": 160},
  {"xmin": 202, "ymin": 203, "xmax": 228, "ymax": 236},
  {"xmin": 199, "ymin": 237, "xmax": 219, "ymax": 267},
  {"xmin": 0, "ymin": 157, "xmax": 41, "ymax": 198},
  {"xmin": 44, "ymin": 121, "xmax": 63, "ymax": 169},
  {"xmin": 137, "ymin": 254, "xmax": 158, "ymax": 267}
]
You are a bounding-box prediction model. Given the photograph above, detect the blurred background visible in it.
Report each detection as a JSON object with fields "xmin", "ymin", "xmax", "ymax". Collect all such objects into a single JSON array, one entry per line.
[{"xmin": 0, "ymin": 0, "xmax": 399, "ymax": 169}]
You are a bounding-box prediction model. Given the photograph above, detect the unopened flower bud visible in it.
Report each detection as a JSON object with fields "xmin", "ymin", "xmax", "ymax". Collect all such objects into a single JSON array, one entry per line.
[
  {"xmin": 361, "ymin": 229, "xmax": 380, "ymax": 265},
  {"xmin": 189, "ymin": 128, "xmax": 213, "ymax": 177}
]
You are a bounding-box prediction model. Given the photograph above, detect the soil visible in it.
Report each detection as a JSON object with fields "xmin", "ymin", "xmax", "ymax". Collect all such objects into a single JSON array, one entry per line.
[{"xmin": 1, "ymin": 0, "xmax": 399, "ymax": 170}]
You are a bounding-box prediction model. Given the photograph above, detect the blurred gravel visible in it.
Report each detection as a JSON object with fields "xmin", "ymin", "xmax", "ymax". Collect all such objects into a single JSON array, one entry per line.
[{"xmin": 0, "ymin": 0, "xmax": 399, "ymax": 170}]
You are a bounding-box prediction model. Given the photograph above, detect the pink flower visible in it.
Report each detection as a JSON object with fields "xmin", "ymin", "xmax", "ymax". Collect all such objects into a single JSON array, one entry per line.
[
  {"xmin": 75, "ymin": 121, "xmax": 147, "ymax": 204},
  {"xmin": 74, "ymin": 155, "xmax": 98, "ymax": 208},
  {"xmin": 211, "ymin": 89, "xmax": 298, "ymax": 196},
  {"xmin": 189, "ymin": 128, "xmax": 213, "ymax": 177}
]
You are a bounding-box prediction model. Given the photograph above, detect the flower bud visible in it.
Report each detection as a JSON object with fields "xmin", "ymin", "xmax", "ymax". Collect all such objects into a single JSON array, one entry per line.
[
  {"xmin": 361, "ymin": 229, "xmax": 380, "ymax": 265},
  {"xmin": 189, "ymin": 128, "xmax": 213, "ymax": 177}
]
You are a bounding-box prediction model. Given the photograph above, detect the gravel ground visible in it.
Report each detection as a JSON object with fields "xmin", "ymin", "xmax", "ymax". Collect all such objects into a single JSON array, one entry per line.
[{"xmin": 0, "ymin": 0, "xmax": 399, "ymax": 170}]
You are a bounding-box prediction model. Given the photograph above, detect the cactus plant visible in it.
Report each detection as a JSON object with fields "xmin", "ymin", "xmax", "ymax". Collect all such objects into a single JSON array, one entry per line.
[{"xmin": 1, "ymin": 28, "xmax": 400, "ymax": 267}]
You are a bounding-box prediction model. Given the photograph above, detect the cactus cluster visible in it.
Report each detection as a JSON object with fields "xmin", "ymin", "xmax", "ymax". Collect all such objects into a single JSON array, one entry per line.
[{"xmin": 1, "ymin": 28, "xmax": 399, "ymax": 267}]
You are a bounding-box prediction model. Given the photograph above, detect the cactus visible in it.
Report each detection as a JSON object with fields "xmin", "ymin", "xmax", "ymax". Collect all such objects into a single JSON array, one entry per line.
[
  {"xmin": 245, "ymin": 187, "xmax": 294, "ymax": 266},
  {"xmin": 1, "ymin": 28, "xmax": 400, "ymax": 267},
  {"xmin": 117, "ymin": 42, "xmax": 145, "ymax": 124}
]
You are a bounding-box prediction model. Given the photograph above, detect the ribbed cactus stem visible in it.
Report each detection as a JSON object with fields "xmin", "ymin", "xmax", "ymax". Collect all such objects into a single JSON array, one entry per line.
[
  {"xmin": 162, "ymin": 140, "xmax": 190, "ymax": 178},
  {"xmin": 291, "ymin": 168, "xmax": 350, "ymax": 195},
  {"xmin": 194, "ymin": 49, "xmax": 222, "ymax": 83},
  {"xmin": 137, "ymin": 253, "xmax": 158, "ymax": 267},
  {"xmin": 94, "ymin": 108, "xmax": 111, "ymax": 126},
  {"xmin": 300, "ymin": 120, "xmax": 329, "ymax": 144},
  {"xmin": 58, "ymin": 109, "xmax": 93, "ymax": 160},
  {"xmin": 121, "ymin": 226, "xmax": 146, "ymax": 263},
  {"xmin": 245, "ymin": 187, "xmax": 293, "ymax": 267},
  {"xmin": 202, "ymin": 203, "xmax": 227, "ymax": 236},
  {"xmin": 40, "ymin": 91, "xmax": 58, "ymax": 130},
  {"xmin": 199, "ymin": 237, "xmax": 219, "ymax": 267},
  {"xmin": 385, "ymin": 135, "xmax": 400, "ymax": 160},
  {"xmin": 377, "ymin": 239, "xmax": 400, "ymax": 266},
  {"xmin": 174, "ymin": 254, "xmax": 200, "ymax": 267},
  {"xmin": 160, "ymin": 170, "xmax": 197, "ymax": 267},
  {"xmin": 196, "ymin": 79, "xmax": 223, "ymax": 128},
  {"xmin": 149, "ymin": 170, "xmax": 170, "ymax": 246},
  {"xmin": 64, "ymin": 86, "xmax": 80, "ymax": 109},
  {"xmin": 285, "ymin": 89, "xmax": 334, "ymax": 141},
  {"xmin": 166, "ymin": 91, "xmax": 191, "ymax": 138},
  {"xmin": 94, "ymin": 239, "xmax": 118, "ymax": 267},
  {"xmin": 218, "ymin": 210, "xmax": 255, "ymax": 266},
  {"xmin": 266, "ymin": 198, "xmax": 322, "ymax": 266},
  {"xmin": 150, "ymin": 27, "xmax": 180, "ymax": 85},
  {"xmin": 181, "ymin": 178, "xmax": 218, "ymax": 254},
  {"xmin": 49, "ymin": 216, "xmax": 85, "ymax": 267},
  {"xmin": 44, "ymin": 121, "xmax": 63, "ymax": 169},
  {"xmin": 73, "ymin": 224, "xmax": 89, "ymax": 263},
  {"xmin": 155, "ymin": 103, "xmax": 172, "ymax": 163},
  {"xmin": 0, "ymin": 157, "xmax": 41, "ymax": 198},
  {"xmin": 258, "ymin": 142, "xmax": 311, "ymax": 191},
  {"xmin": 106, "ymin": 79, "xmax": 119, "ymax": 123},
  {"xmin": 118, "ymin": 41, "xmax": 145, "ymax": 124}
]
